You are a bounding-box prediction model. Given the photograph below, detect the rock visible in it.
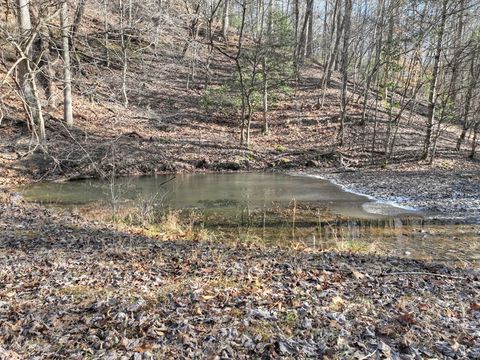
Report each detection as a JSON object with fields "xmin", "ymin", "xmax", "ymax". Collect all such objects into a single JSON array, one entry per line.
[
  {"xmin": 241, "ymin": 335, "xmax": 255, "ymax": 351},
  {"xmin": 250, "ymin": 308, "xmax": 275, "ymax": 320},
  {"xmin": 116, "ymin": 312, "xmax": 128, "ymax": 322},
  {"xmin": 276, "ymin": 158, "xmax": 295, "ymax": 169}
]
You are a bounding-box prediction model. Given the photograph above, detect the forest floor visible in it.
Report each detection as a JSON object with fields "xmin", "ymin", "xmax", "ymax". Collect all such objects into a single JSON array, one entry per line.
[{"xmin": 1, "ymin": 194, "xmax": 479, "ymax": 359}]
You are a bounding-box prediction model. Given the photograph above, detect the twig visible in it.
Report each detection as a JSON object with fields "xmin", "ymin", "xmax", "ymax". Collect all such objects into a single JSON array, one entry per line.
[
  {"xmin": 359, "ymin": 349, "xmax": 377, "ymax": 360},
  {"xmin": 0, "ymin": 56, "xmax": 26, "ymax": 86}
]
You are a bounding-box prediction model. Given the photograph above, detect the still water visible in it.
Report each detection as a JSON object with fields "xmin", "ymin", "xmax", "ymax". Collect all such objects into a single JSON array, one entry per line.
[{"xmin": 18, "ymin": 173, "xmax": 479, "ymax": 265}]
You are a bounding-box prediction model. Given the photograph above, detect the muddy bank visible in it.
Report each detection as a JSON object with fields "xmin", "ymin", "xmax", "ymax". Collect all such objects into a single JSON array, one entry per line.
[
  {"xmin": 302, "ymin": 169, "xmax": 480, "ymax": 223},
  {"xmin": 1, "ymin": 194, "xmax": 479, "ymax": 359}
]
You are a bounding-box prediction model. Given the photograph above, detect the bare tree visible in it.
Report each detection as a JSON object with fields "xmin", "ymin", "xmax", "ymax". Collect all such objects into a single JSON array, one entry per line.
[
  {"xmin": 16, "ymin": 0, "xmax": 46, "ymax": 143},
  {"xmin": 337, "ymin": 0, "xmax": 352, "ymax": 146},
  {"xmin": 61, "ymin": 0, "xmax": 73, "ymax": 127},
  {"xmin": 422, "ymin": 0, "xmax": 449, "ymax": 160},
  {"xmin": 119, "ymin": 0, "xmax": 129, "ymax": 107},
  {"xmin": 221, "ymin": 0, "xmax": 229, "ymax": 40}
]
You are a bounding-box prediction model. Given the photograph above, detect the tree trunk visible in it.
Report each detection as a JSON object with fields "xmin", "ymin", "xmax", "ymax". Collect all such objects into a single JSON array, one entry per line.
[
  {"xmin": 306, "ymin": 0, "xmax": 314, "ymax": 57},
  {"xmin": 262, "ymin": 56, "xmax": 268, "ymax": 134},
  {"xmin": 70, "ymin": 0, "xmax": 86, "ymax": 51},
  {"xmin": 422, "ymin": 0, "xmax": 448, "ymax": 160},
  {"xmin": 360, "ymin": 0, "xmax": 385, "ymax": 125},
  {"xmin": 16, "ymin": 0, "xmax": 46, "ymax": 143},
  {"xmin": 222, "ymin": 0, "xmax": 229, "ymax": 40},
  {"xmin": 470, "ymin": 120, "xmax": 479, "ymax": 159},
  {"xmin": 293, "ymin": 0, "xmax": 299, "ymax": 75},
  {"xmin": 338, "ymin": 0, "xmax": 352, "ymax": 146},
  {"xmin": 61, "ymin": 0, "xmax": 74, "ymax": 127},
  {"xmin": 297, "ymin": 0, "xmax": 312, "ymax": 63},
  {"xmin": 234, "ymin": 2, "xmax": 247, "ymax": 145},
  {"xmin": 456, "ymin": 45, "xmax": 477, "ymax": 151},
  {"xmin": 104, "ymin": 0, "xmax": 110, "ymax": 66},
  {"xmin": 119, "ymin": 0, "xmax": 128, "ymax": 107},
  {"xmin": 449, "ymin": 0, "xmax": 465, "ymax": 107},
  {"xmin": 322, "ymin": 0, "xmax": 328, "ymax": 63},
  {"xmin": 37, "ymin": 27, "xmax": 57, "ymax": 107},
  {"xmin": 333, "ymin": 2, "xmax": 344, "ymax": 74},
  {"xmin": 246, "ymin": 96, "xmax": 253, "ymax": 147},
  {"xmin": 320, "ymin": 0, "xmax": 342, "ymax": 107}
]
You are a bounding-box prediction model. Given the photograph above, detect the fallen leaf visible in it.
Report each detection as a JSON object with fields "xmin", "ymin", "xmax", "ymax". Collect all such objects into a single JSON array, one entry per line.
[
  {"xmin": 398, "ymin": 312, "xmax": 417, "ymax": 325},
  {"xmin": 418, "ymin": 303, "xmax": 429, "ymax": 312}
]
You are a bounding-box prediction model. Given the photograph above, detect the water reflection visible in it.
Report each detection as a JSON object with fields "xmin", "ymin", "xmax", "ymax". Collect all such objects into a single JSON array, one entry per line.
[
  {"xmin": 198, "ymin": 205, "xmax": 479, "ymax": 264},
  {"xmin": 18, "ymin": 173, "xmax": 479, "ymax": 265}
]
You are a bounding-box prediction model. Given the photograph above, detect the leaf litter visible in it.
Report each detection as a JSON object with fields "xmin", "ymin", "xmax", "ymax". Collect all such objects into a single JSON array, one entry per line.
[{"xmin": 0, "ymin": 196, "xmax": 479, "ymax": 359}]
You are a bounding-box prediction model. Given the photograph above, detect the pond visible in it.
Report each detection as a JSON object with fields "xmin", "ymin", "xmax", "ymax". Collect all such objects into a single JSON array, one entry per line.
[{"xmin": 18, "ymin": 173, "xmax": 479, "ymax": 265}]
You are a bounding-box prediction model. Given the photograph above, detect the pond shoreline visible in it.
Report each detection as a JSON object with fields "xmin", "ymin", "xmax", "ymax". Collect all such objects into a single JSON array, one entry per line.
[
  {"xmin": 5, "ymin": 165, "xmax": 480, "ymax": 223},
  {"xmin": 294, "ymin": 168, "xmax": 480, "ymax": 224},
  {"xmin": 1, "ymin": 196, "xmax": 479, "ymax": 358}
]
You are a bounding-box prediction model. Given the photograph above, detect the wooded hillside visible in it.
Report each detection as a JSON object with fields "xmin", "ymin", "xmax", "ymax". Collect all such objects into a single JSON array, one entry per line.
[{"xmin": 1, "ymin": 0, "xmax": 480, "ymax": 184}]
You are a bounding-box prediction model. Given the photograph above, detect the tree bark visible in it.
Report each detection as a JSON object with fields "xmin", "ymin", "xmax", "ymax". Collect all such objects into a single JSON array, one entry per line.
[
  {"xmin": 119, "ymin": 0, "xmax": 128, "ymax": 107},
  {"xmin": 222, "ymin": 0, "xmax": 229, "ymax": 40},
  {"xmin": 262, "ymin": 56, "xmax": 268, "ymax": 134},
  {"xmin": 70, "ymin": 0, "xmax": 86, "ymax": 51},
  {"xmin": 320, "ymin": 0, "xmax": 342, "ymax": 107},
  {"xmin": 422, "ymin": 0, "xmax": 448, "ymax": 160},
  {"xmin": 297, "ymin": 0, "xmax": 313, "ymax": 63},
  {"xmin": 61, "ymin": 0, "xmax": 74, "ymax": 127},
  {"xmin": 16, "ymin": 0, "xmax": 46, "ymax": 143},
  {"xmin": 456, "ymin": 45, "xmax": 478, "ymax": 151},
  {"xmin": 449, "ymin": 0, "xmax": 465, "ymax": 107},
  {"xmin": 306, "ymin": 0, "xmax": 314, "ymax": 57},
  {"xmin": 338, "ymin": 0, "xmax": 352, "ymax": 146},
  {"xmin": 322, "ymin": 0, "xmax": 328, "ymax": 63},
  {"xmin": 470, "ymin": 120, "xmax": 479, "ymax": 159},
  {"xmin": 36, "ymin": 27, "xmax": 57, "ymax": 107},
  {"xmin": 104, "ymin": 0, "xmax": 110, "ymax": 66}
]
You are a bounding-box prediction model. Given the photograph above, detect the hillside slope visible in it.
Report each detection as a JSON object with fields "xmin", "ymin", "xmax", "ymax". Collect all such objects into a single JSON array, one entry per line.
[{"xmin": 0, "ymin": 3, "xmax": 479, "ymax": 187}]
